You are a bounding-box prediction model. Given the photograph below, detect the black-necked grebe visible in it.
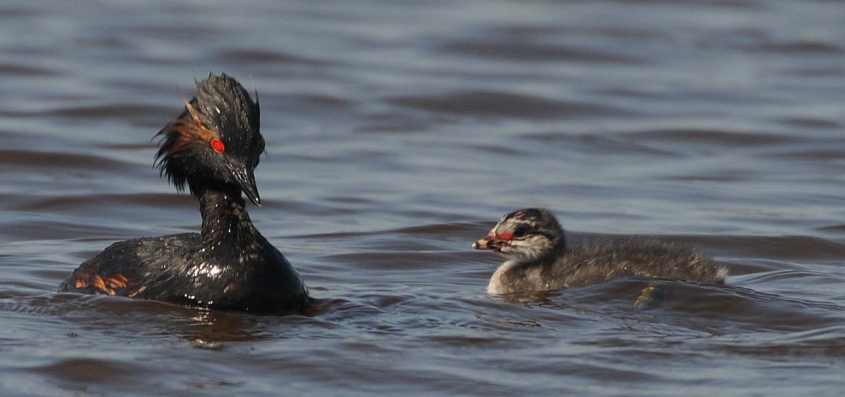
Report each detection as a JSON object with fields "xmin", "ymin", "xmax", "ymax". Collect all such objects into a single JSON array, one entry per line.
[
  {"xmin": 59, "ymin": 73, "xmax": 309, "ymax": 314},
  {"xmin": 473, "ymin": 208, "xmax": 727, "ymax": 295}
]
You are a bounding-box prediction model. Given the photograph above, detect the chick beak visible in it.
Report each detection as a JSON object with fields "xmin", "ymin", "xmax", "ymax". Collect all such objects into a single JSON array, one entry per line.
[
  {"xmin": 473, "ymin": 237, "xmax": 493, "ymax": 250},
  {"xmin": 233, "ymin": 166, "xmax": 261, "ymax": 206},
  {"xmin": 473, "ymin": 232, "xmax": 502, "ymax": 250},
  {"xmin": 473, "ymin": 231, "xmax": 513, "ymax": 251}
]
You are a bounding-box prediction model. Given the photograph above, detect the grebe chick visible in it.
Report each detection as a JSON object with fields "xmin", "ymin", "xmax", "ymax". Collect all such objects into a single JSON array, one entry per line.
[
  {"xmin": 473, "ymin": 208, "xmax": 727, "ymax": 295},
  {"xmin": 59, "ymin": 73, "xmax": 309, "ymax": 314}
]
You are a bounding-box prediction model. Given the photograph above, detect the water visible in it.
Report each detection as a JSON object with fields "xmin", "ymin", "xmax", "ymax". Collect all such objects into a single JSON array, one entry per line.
[{"xmin": 1, "ymin": 0, "xmax": 844, "ymax": 395}]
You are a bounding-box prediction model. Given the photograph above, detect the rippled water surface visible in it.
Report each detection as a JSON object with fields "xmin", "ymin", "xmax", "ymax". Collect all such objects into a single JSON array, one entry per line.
[{"xmin": 1, "ymin": 0, "xmax": 845, "ymax": 395}]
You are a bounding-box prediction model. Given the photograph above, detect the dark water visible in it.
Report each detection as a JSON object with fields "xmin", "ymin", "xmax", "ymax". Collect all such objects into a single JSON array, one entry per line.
[{"xmin": 1, "ymin": 0, "xmax": 844, "ymax": 395}]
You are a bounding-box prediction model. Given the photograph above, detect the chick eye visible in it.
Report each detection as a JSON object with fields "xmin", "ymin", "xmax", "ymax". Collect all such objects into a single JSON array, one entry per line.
[{"xmin": 512, "ymin": 225, "xmax": 529, "ymax": 238}]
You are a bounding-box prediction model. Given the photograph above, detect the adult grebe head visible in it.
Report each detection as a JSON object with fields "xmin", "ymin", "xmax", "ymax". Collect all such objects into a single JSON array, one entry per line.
[{"xmin": 155, "ymin": 73, "xmax": 265, "ymax": 205}]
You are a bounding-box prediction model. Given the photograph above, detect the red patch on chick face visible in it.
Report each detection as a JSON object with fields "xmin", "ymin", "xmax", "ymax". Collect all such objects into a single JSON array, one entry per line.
[{"xmin": 495, "ymin": 231, "xmax": 513, "ymax": 241}]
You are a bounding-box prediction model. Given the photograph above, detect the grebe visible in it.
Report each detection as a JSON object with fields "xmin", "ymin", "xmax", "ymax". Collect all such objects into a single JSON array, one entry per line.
[
  {"xmin": 60, "ymin": 73, "xmax": 309, "ymax": 314},
  {"xmin": 473, "ymin": 208, "xmax": 727, "ymax": 295}
]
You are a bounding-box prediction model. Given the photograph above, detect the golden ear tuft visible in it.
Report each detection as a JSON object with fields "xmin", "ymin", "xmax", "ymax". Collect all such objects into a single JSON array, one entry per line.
[
  {"xmin": 160, "ymin": 100, "xmax": 221, "ymax": 155},
  {"xmin": 154, "ymin": 99, "xmax": 226, "ymax": 191}
]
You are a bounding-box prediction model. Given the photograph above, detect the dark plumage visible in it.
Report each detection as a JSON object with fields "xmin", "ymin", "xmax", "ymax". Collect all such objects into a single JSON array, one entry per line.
[
  {"xmin": 59, "ymin": 73, "xmax": 309, "ymax": 314},
  {"xmin": 154, "ymin": 75, "xmax": 264, "ymax": 204},
  {"xmin": 473, "ymin": 208, "xmax": 727, "ymax": 294}
]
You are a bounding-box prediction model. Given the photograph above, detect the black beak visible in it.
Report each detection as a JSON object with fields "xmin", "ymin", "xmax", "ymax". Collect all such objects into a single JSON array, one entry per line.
[{"xmin": 232, "ymin": 165, "xmax": 261, "ymax": 206}]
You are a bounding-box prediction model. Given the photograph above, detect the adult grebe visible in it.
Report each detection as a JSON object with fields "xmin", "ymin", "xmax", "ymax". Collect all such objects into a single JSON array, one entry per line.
[{"xmin": 60, "ymin": 74, "xmax": 309, "ymax": 314}]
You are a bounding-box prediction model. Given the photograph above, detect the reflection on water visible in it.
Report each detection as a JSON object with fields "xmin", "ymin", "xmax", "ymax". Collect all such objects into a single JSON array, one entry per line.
[{"xmin": 1, "ymin": 0, "xmax": 845, "ymax": 395}]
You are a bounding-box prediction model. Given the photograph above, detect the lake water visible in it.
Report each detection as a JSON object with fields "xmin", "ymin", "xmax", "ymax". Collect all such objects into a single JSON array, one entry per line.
[{"xmin": 1, "ymin": 0, "xmax": 844, "ymax": 395}]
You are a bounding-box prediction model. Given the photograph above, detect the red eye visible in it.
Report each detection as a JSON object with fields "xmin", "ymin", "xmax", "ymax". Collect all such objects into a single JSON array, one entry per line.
[{"xmin": 210, "ymin": 139, "xmax": 225, "ymax": 154}]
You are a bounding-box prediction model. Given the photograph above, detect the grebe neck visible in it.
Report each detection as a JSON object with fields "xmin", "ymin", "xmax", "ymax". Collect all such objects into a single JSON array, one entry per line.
[{"xmin": 196, "ymin": 186, "xmax": 256, "ymax": 245}]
